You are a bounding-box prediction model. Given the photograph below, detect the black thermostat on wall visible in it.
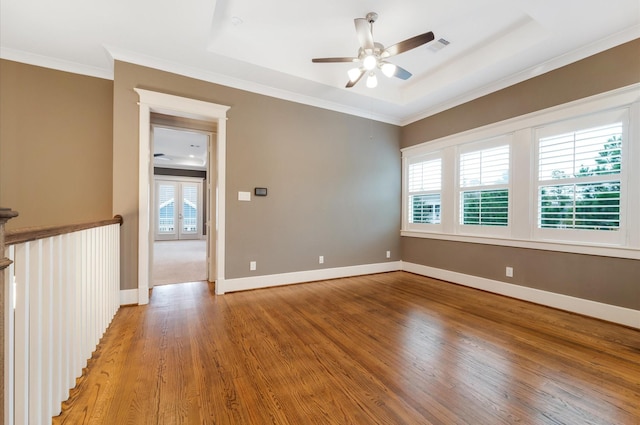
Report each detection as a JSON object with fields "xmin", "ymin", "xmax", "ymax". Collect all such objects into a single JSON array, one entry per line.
[{"xmin": 255, "ymin": 187, "xmax": 268, "ymax": 196}]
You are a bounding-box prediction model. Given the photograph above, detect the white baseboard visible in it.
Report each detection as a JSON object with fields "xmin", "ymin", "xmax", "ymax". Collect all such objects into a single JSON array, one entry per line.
[
  {"xmin": 126, "ymin": 259, "xmax": 638, "ymax": 328},
  {"xmin": 217, "ymin": 261, "xmax": 402, "ymax": 294},
  {"xmin": 401, "ymin": 261, "xmax": 640, "ymax": 329},
  {"xmin": 119, "ymin": 289, "xmax": 139, "ymax": 306}
]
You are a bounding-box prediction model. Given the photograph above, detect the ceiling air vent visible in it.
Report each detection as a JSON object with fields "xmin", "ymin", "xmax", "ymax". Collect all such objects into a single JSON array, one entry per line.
[{"xmin": 428, "ymin": 38, "xmax": 450, "ymax": 52}]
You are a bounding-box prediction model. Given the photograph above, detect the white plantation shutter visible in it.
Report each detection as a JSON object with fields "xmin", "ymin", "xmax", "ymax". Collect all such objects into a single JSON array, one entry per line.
[
  {"xmin": 182, "ymin": 184, "xmax": 199, "ymax": 232},
  {"xmin": 460, "ymin": 145, "xmax": 509, "ymax": 187},
  {"xmin": 409, "ymin": 158, "xmax": 441, "ymax": 192},
  {"xmin": 537, "ymin": 113, "xmax": 624, "ymax": 234},
  {"xmin": 539, "ymin": 123, "xmax": 622, "ymax": 180},
  {"xmin": 402, "ymin": 88, "xmax": 637, "ymax": 252},
  {"xmin": 158, "ymin": 183, "xmax": 175, "ymax": 232},
  {"xmin": 408, "ymin": 156, "xmax": 441, "ymax": 225},
  {"xmin": 538, "ymin": 182, "xmax": 620, "ymax": 230},
  {"xmin": 459, "ymin": 144, "xmax": 510, "ymax": 227}
]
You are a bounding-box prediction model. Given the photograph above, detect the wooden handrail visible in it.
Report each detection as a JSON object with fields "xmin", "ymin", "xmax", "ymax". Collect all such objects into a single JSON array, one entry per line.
[{"xmin": 5, "ymin": 215, "xmax": 123, "ymax": 246}]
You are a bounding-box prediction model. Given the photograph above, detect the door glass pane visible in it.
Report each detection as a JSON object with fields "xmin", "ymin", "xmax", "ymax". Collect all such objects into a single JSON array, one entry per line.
[
  {"xmin": 158, "ymin": 184, "xmax": 175, "ymax": 233},
  {"xmin": 182, "ymin": 184, "xmax": 198, "ymax": 233}
]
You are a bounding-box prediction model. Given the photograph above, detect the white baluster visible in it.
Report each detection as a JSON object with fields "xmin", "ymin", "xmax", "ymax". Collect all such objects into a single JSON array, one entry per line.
[
  {"xmin": 80, "ymin": 231, "xmax": 89, "ymax": 365},
  {"xmin": 14, "ymin": 242, "xmax": 29, "ymax": 424},
  {"xmin": 28, "ymin": 240, "xmax": 43, "ymax": 422},
  {"xmin": 41, "ymin": 238, "xmax": 53, "ymax": 422},
  {"xmin": 64, "ymin": 232, "xmax": 75, "ymax": 392},
  {"xmin": 5, "ymin": 245, "xmax": 15, "ymax": 425},
  {"xmin": 73, "ymin": 231, "xmax": 82, "ymax": 379},
  {"xmin": 97, "ymin": 227, "xmax": 104, "ymax": 344},
  {"xmin": 52, "ymin": 235, "xmax": 63, "ymax": 416}
]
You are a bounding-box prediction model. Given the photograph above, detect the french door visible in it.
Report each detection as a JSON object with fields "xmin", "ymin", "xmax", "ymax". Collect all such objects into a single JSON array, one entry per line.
[{"xmin": 154, "ymin": 177, "xmax": 203, "ymax": 240}]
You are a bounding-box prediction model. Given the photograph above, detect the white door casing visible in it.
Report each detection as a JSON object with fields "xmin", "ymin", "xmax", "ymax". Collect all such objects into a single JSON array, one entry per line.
[{"xmin": 136, "ymin": 89, "xmax": 229, "ymax": 304}]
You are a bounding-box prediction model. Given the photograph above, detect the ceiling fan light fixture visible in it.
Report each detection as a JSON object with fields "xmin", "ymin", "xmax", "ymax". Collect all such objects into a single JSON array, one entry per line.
[
  {"xmin": 363, "ymin": 54, "xmax": 377, "ymax": 71},
  {"xmin": 348, "ymin": 67, "xmax": 362, "ymax": 82},
  {"xmin": 311, "ymin": 12, "xmax": 434, "ymax": 89},
  {"xmin": 366, "ymin": 72, "xmax": 378, "ymax": 88},
  {"xmin": 381, "ymin": 62, "xmax": 396, "ymax": 78}
]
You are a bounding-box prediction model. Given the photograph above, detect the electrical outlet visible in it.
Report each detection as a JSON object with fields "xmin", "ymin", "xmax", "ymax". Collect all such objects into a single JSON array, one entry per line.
[
  {"xmin": 319, "ymin": 255, "xmax": 324, "ymax": 264},
  {"xmin": 386, "ymin": 251, "xmax": 391, "ymax": 259},
  {"xmin": 506, "ymin": 266, "xmax": 513, "ymax": 278},
  {"xmin": 250, "ymin": 261, "xmax": 256, "ymax": 271}
]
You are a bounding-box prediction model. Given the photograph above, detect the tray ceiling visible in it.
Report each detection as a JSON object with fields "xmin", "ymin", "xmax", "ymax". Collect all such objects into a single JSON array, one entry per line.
[{"xmin": 1, "ymin": 0, "xmax": 638, "ymax": 124}]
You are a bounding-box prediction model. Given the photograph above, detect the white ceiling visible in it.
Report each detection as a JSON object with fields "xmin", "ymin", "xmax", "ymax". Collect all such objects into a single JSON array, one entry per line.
[
  {"xmin": 153, "ymin": 127, "xmax": 209, "ymax": 171},
  {"xmin": 1, "ymin": 0, "xmax": 639, "ymax": 125}
]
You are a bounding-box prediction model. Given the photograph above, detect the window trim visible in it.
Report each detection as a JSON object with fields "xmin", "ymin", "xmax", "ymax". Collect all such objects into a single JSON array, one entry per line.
[
  {"xmin": 403, "ymin": 152, "xmax": 443, "ymax": 232},
  {"xmin": 401, "ymin": 83, "xmax": 640, "ymax": 260},
  {"xmin": 455, "ymin": 136, "xmax": 512, "ymax": 237},
  {"xmin": 532, "ymin": 109, "xmax": 628, "ymax": 245}
]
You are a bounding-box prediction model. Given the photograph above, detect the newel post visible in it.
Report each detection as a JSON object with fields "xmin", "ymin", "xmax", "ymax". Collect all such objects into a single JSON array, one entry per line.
[{"xmin": 0, "ymin": 207, "xmax": 18, "ymax": 424}]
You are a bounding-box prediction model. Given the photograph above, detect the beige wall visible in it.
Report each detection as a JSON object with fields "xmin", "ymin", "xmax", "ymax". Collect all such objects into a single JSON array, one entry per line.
[
  {"xmin": 114, "ymin": 61, "xmax": 401, "ymax": 289},
  {"xmin": 401, "ymin": 39, "xmax": 640, "ymax": 309},
  {"xmin": 0, "ymin": 60, "xmax": 113, "ymax": 230},
  {"xmin": 3, "ymin": 38, "xmax": 637, "ymax": 308},
  {"xmin": 402, "ymin": 238, "xmax": 640, "ymax": 310}
]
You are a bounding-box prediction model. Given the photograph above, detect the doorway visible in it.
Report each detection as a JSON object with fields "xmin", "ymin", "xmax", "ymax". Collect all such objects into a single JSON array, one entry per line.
[
  {"xmin": 135, "ymin": 88, "xmax": 230, "ymax": 304},
  {"xmin": 152, "ymin": 176, "xmax": 207, "ymax": 286},
  {"xmin": 150, "ymin": 122, "xmax": 212, "ymax": 287}
]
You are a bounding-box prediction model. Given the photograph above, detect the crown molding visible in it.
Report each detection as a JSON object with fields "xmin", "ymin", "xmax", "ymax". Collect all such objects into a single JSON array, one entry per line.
[
  {"xmin": 106, "ymin": 45, "xmax": 402, "ymax": 126},
  {"xmin": 0, "ymin": 47, "xmax": 113, "ymax": 80},
  {"xmin": 400, "ymin": 24, "xmax": 640, "ymax": 126}
]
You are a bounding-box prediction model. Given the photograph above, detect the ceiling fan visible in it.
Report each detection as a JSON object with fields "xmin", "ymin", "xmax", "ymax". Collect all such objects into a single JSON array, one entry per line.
[{"xmin": 312, "ymin": 12, "xmax": 434, "ymax": 88}]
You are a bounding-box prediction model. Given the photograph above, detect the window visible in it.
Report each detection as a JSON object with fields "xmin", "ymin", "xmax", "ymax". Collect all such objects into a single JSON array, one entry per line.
[
  {"xmin": 407, "ymin": 155, "xmax": 442, "ymax": 226},
  {"xmin": 535, "ymin": 109, "xmax": 627, "ymax": 244},
  {"xmin": 459, "ymin": 142, "xmax": 510, "ymax": 230},
  {"xmin": 537, "ymin": 122, "xmax": 622, "ymax": 231},
  {"xmin": 401, "ymin": 85, "xmax": 639, "ymax": 257}
]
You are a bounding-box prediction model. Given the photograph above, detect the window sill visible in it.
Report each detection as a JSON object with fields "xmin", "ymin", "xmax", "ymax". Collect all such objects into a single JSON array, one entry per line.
[{"xmin": 400, "ymin": 230, "xmax": 640, "ymax": 260}]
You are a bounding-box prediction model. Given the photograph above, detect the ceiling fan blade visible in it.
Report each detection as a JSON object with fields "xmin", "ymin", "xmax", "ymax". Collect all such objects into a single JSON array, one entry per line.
[
  {"xmin": 345, "ymin": 70, "xmax": 365, "ymax": 88},
  {"xmin": 354, "ymin": 18, "xmax": 374, "ymax": 51},
  {"xmin": 382, "ymin": 31, "xmax": 435, "ymax": 58},
  {"xmin": 392, "ymin": 65, "xmax": 412, "ymax": 80},
  {"xmin": 312, "ymin": 57, "xmax": 358, "ymax": 63}
]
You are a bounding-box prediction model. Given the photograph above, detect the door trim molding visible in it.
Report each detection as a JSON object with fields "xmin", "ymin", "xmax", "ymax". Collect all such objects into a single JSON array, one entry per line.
[{"xmin": 135, "ymin": 89, "xmax": 230, "ymax": 304}]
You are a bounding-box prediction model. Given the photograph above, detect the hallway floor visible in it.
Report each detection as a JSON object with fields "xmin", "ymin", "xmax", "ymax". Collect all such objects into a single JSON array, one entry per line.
[{"xmin": 152, "ymin": 239, "xmax": 207, "ymax": 285}]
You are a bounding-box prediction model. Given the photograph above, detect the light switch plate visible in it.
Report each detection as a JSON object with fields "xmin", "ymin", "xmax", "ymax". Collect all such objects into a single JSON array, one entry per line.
[{"xmin": 238, "ymin": 191, "xmax": 251, "ymax": 201}]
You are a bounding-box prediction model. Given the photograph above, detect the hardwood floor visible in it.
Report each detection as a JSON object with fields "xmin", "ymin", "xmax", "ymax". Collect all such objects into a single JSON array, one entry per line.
[{"xmin": 53, "ymin": 272, "xmax": 640, "ymax": 424}]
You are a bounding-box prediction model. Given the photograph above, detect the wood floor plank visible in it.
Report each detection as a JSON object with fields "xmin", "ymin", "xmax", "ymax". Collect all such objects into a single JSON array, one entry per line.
[{"xmin": 53, "ymin": 272, "xmax": 640, "ymax": 424}]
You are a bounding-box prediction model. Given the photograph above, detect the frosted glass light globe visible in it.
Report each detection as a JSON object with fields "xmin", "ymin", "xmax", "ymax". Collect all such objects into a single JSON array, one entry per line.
[{"xmin": 363, "ymin": 55, "xmax": 377, "ymax": 71}]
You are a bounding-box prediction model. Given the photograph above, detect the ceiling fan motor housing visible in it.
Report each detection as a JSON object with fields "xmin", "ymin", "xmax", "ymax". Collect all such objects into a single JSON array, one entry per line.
[{"xmin": 366, "ymin": 12, "xmax": 378, "ymax": 24}]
